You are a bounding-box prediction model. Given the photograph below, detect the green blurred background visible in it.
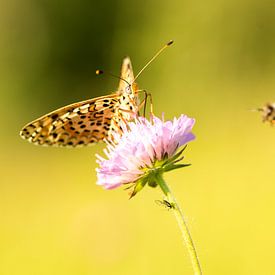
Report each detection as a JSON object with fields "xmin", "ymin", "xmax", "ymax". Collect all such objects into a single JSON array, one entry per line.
[{"xmin": 1, "ymin": 0, "xmax": 275, "ymax": 274}]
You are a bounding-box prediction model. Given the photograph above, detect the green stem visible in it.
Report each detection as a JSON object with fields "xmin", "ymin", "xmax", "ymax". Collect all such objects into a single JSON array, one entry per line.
[{"xmin": 155, "ymin": 173, "xmax": 202, "ymax": 275}]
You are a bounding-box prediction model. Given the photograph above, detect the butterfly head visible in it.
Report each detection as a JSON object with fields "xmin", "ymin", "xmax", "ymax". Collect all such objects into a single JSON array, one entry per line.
[{"xmin": 123, "ymin": 82, "xmax": 139, "ymax": 95}]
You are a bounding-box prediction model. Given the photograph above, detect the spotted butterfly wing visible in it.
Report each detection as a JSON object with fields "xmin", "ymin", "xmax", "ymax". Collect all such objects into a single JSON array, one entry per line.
[
  {"xmin": 109, "ymin": 57, "xmax": 140, "ymax": 138},
  {"xmin": 20, "ymin": 57, "xmax": 140, "ymax": 147},
  {"xmin": 118, "ymin": 56, "xmax": 135, "ymax": 92}
]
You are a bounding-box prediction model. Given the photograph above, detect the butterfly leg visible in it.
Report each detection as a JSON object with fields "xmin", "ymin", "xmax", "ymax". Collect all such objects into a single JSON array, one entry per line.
[
  {"xmin": 136, "ymin": 90, "xmax": 154, "ymax": 117},
  {"xmin": 118, "ymin": 101, "xmax": 151, "ymax": 119}
]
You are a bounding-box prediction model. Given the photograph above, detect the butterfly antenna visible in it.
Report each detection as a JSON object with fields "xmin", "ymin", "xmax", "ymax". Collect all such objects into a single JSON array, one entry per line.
[
  {"xmin": 96, "ymin": 69, "xmax": 130, "ymax": 86},
  {"xmin": 133, "ymin": 40, "xmax": 174, "ymax": 82}
]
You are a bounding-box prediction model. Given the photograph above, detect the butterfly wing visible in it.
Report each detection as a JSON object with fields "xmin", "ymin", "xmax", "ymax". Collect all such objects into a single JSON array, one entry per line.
[
  {"xmin": 117, "ymin": 56, "xmax": 140, "ymax": 114},
  {"xmin": 20, "ymin": 94, "xmax": 119, "ymax": 147},
  {"xmin": 118, "ymin": 57, "xmax": 135, "ymax": 93},
  {"xmin": 20, "ymin": 57, "xmax": 140, "ymax": 147},
  {"xmin": 105, "ymin": 57, "xmax": 140, "ymax": 142}
]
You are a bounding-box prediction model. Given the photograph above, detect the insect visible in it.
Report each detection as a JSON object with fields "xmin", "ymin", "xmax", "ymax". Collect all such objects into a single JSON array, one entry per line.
[
  {"xmin": 20, "ymin": 41, "xmax": 173, "ymax": 147},
  {"xmin": 258, "ymin": 103, "xmax": 275, "ymax": 125},
  {"xmin": 155, "ymin": 199, "xmax": 174, "ymax": 210}
]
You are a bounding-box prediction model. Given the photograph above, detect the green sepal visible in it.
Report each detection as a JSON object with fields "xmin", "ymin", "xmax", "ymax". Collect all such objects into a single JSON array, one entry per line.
[
  {"xmin": 129, "ymin": 176, "xmax": 148, "ymax": 198},
  {"xmin": 128, "ymin": 145, "xmax": 191, "ymax": 197},
  {"xmin": 163, "ymin": 163, "xmax": 191, "ymax": 172},
  {"xmin": 161, "ymin": 145, "xmax": 187, "ymax": 167}
]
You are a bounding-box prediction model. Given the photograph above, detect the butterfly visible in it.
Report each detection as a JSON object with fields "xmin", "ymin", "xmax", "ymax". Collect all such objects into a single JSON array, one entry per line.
[
  {"xmin": 258, "ymin": 103, "xmax": 275, "ymax": 125},
  {"xmin": 20, "ymin": 41, "xmax": 173, "ymax": 147},
  {"xmin": 20, "ymin": 57, "xmax": 140, "ymax": 147}
]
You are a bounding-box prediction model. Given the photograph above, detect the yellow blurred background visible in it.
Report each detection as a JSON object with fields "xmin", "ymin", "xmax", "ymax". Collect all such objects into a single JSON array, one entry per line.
[{"xmin": 1, "ymin": 0, "xmax": 275, "ymax": 274}]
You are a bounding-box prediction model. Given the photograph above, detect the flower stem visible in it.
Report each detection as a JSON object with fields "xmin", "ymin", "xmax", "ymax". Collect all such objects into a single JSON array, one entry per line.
[{"xmin": 155, "ymin": 173, "xmax": 202, "ymax": 275}]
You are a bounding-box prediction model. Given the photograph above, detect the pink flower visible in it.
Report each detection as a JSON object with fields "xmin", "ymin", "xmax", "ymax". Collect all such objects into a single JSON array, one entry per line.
[{"xmin": 96, "ymin": 114, "xmax": 195, "ymax": 196}]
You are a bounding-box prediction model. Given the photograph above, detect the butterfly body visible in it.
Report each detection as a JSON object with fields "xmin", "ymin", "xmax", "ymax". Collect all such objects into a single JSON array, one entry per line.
[{"xmin": 20, "ymin": 57, "xmax": 140, "ymax": 147}]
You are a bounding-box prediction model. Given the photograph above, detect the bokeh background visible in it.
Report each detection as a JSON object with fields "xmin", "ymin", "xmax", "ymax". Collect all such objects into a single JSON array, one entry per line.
[{"xmin": 1, "ymin": 0, "xmax": 275, "ymax": 274}]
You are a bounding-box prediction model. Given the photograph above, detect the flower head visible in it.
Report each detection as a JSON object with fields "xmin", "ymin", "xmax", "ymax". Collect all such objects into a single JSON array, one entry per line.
[{"xmin": 96, "ymin": 114, "xmax": 195, "ymax": 196}]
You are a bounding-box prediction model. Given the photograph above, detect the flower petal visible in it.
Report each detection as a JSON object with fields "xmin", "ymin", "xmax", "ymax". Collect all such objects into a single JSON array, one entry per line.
[{"xmin": 96, "ymin": 114, "xmax": 195, "ymax": 190}]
